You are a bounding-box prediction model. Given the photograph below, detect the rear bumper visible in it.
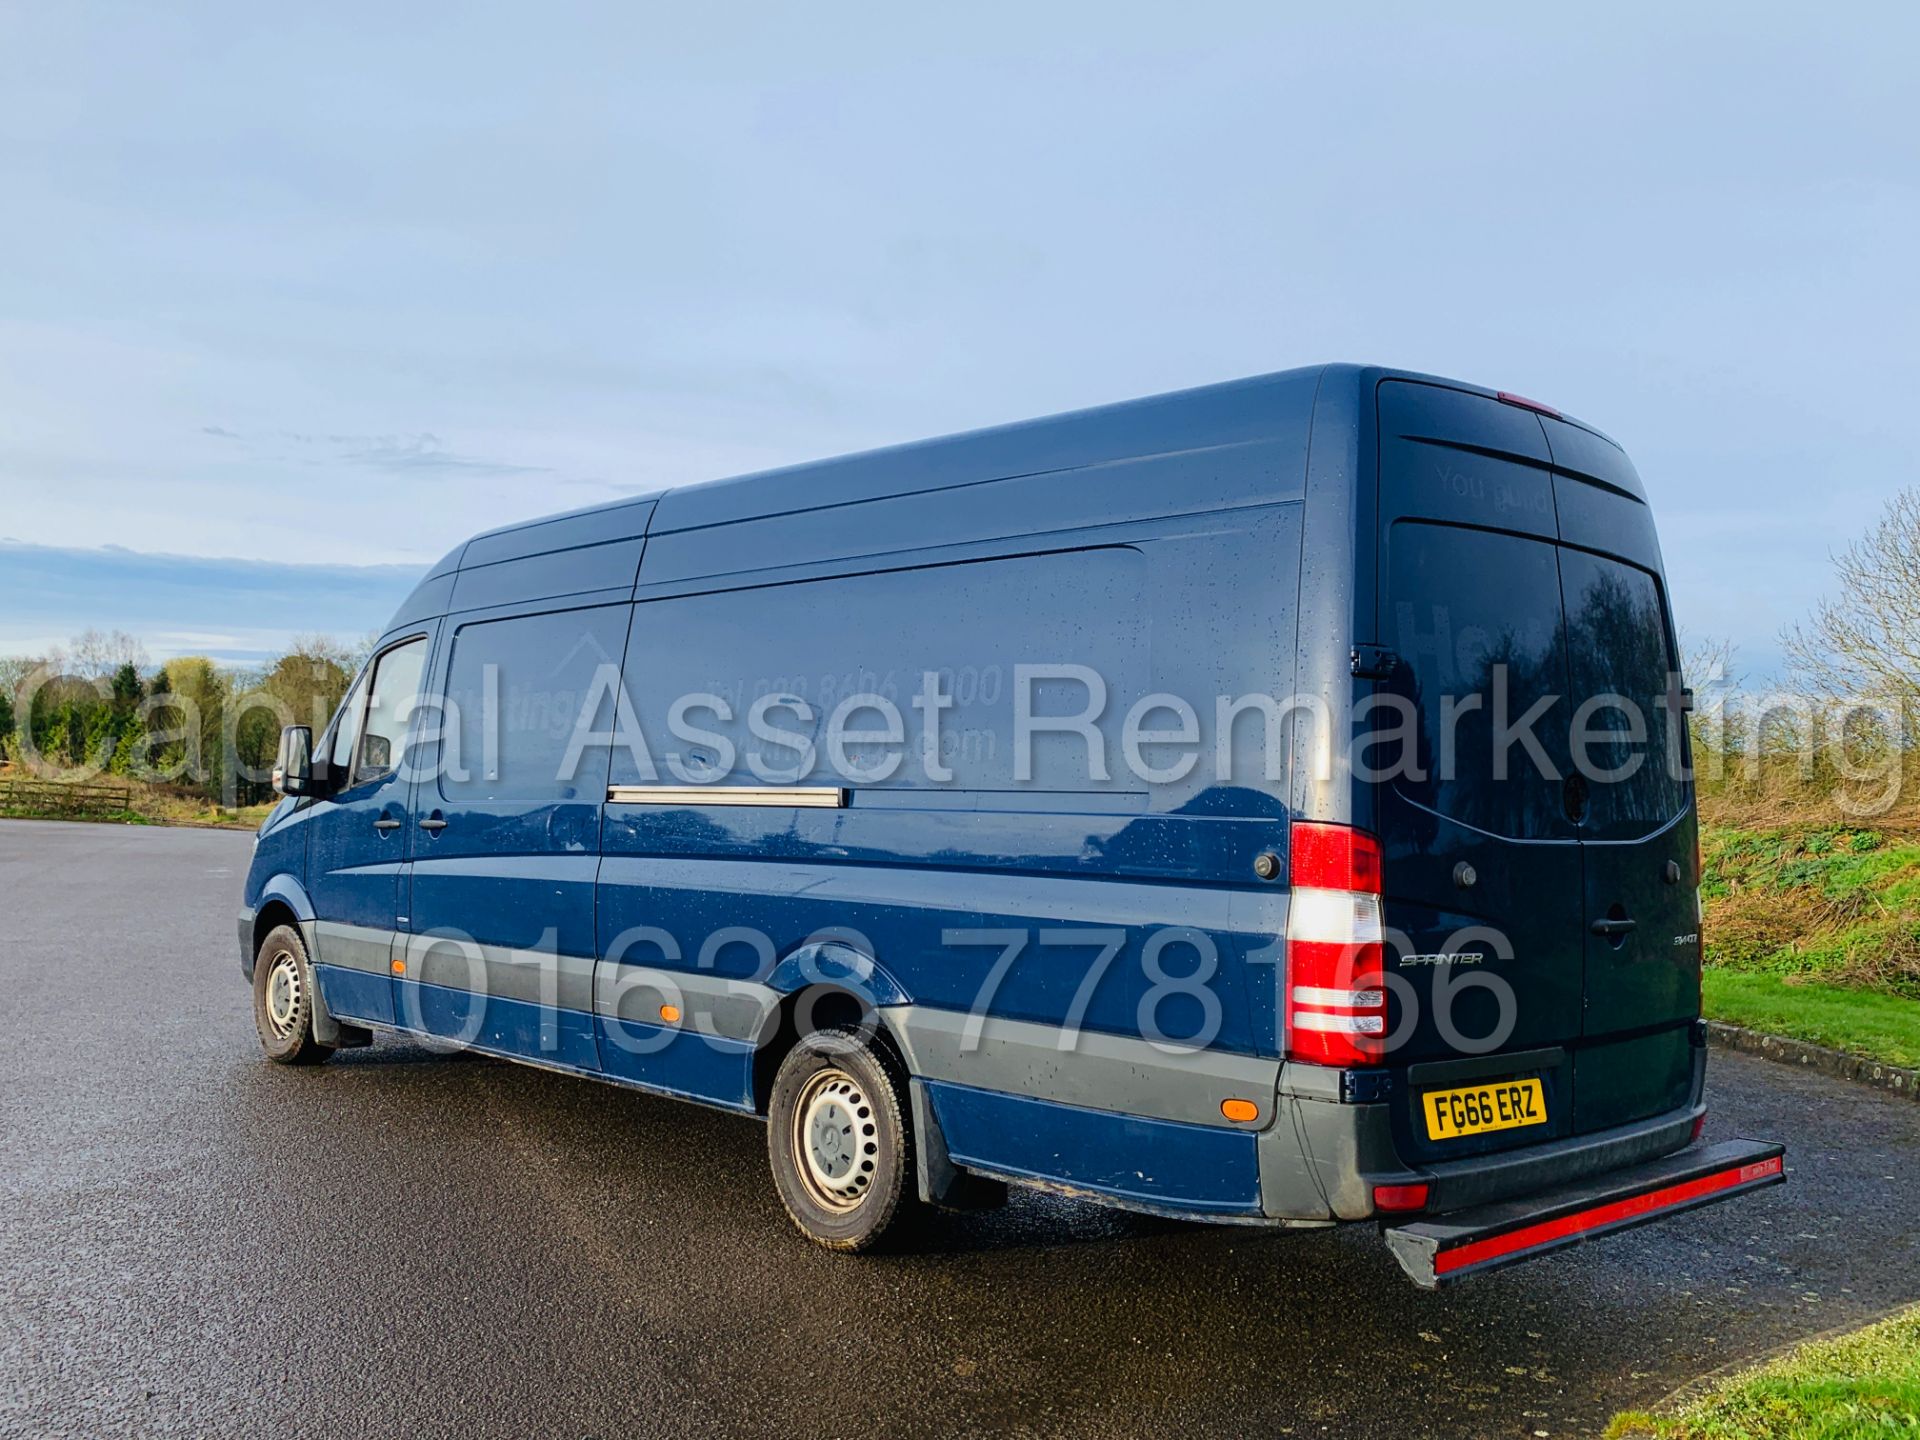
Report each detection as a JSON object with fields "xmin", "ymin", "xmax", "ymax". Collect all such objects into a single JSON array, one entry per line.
[
  {"xmin": 1382, "ymin": 1138, "xmax": 1786, "ymax": 1287},
  {"xmin": 1262, "ymin": 1037, "xmax": 1709, "ymax": 1220}
]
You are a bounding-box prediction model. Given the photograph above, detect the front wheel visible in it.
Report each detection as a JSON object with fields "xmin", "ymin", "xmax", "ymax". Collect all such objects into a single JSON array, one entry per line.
[
  {"xmin": 766, "ymin": 1027, "xmax": 914, "ymax": 1251},
  {"xmin": 252, "ymin": 923, "xmax": 334, "ymax": 1066}
]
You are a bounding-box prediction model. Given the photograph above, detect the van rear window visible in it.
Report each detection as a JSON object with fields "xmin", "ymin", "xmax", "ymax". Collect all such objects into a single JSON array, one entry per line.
[
  {"xmin": 1385, "ymin": 523, "xmax": 1574, "ymax": 840},
  {"xmin": 1382, "ymin": 522, "xmax": 1686, "ymax": 842},
  {"xmin": 1558, "ymin": 549, "xmax": 1688, "ymax": 840}
]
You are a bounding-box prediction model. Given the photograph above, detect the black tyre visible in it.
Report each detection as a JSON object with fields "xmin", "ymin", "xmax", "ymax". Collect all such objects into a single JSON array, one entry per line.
[
  {"xmin": 252, "ymin": 923, "xmax": 334, "ymax": 1066},
  {"xmin": 766, "ymin": 1026, "xmax": 914, "ymax": 1251}
]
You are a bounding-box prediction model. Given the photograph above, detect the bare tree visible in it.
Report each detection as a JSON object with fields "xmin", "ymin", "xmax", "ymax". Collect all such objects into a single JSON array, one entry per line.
[
  {"xmin": 1783, "ymin": 488, "xmax": 1920, "ymax": 706},
  {"xmin": 0, "ymin": 655, "xmax": 44, "ymax": 696},
  {"xmin": 67, "ymin": 629, "xmax": 149, "ymax": 680},
  {"xmin": 1681, "ymin": 633, "xmax": 1740, "ymax": 701}
]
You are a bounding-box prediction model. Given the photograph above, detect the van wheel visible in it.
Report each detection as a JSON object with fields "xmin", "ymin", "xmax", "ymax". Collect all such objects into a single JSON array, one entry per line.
[
  {"xmin": 252, "ymin": 924, "xmax": 334, "ymax": 1066},
  {"xmin": 767, "ymin": 1026, "xmax": 914, "ymax": 1251}
]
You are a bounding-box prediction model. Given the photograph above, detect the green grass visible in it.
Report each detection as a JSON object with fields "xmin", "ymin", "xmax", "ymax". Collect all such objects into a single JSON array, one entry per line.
[
  {"xmin": 1608, "ymin": 1304, "xmax": 1920, "ymax": 1438},
  {"xmin": 1703, "ymin": 822, "xmax": 1920, "ymax": 998},
  {"xmin": 1699, "ymin": 818, "xmax": 1920, "ymax": 1067},
  {"xmin": 1703, "ymin": 971, "xmax": 1920, "ymax": 1070}
]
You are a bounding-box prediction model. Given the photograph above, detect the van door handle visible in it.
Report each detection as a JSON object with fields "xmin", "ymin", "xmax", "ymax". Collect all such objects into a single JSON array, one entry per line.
[
  {"xmin": 372, "ymin": 817, "xmax": 401, "ymax": 832},
  {"xmin": 1590, "ymin": 917, "xmax": 1637, "ymax": 937},
  {"xmin": 418, "ymin": 816, "xmax": 447, "ymax": 834}
]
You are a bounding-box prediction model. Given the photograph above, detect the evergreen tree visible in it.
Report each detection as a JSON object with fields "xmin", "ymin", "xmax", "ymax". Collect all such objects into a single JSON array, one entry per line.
[{"xmin": 110, "ymin": 661, "xmax": 145, "ymax": 712}]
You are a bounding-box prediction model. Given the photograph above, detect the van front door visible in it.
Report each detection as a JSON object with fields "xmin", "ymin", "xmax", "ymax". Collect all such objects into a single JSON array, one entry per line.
[{"xmin": 306, "ymin": 630, "xmax": 434, "ymax": 1027}]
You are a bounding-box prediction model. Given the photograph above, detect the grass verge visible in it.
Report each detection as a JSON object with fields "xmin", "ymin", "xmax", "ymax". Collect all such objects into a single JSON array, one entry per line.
[
  {"xmin": 1702, "ymin": 822, "xmax": 1920, "ymax": 998},
  {"xmin": 1607, "ymin": 1304, "xmax": 1920, "ymax": 1438},
  {"xmin": 1703, "ymin": 971, "xmax": 1920, "ymax": 1071},
  {"xmin": 1699, "ymin": 817, "xmax": 1920, "ymax": 1069}
]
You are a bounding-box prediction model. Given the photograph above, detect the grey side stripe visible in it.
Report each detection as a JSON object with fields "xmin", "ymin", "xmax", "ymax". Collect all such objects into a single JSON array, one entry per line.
[
  {"xmin": 314, "ymin": 921, "xmax": 396, "ymax": 976},
  {"xmin": 593, "ymin": 963, "xmax": 782, "ymax": 1046},
  {"xmin": 313, "ymin": 923, "xmax": 781, "ymax": 1034},
  {"xmin": 888, "ymin": 1005, "xmax": 1283, "ymax": 1131},
  {"xmin": 402, "ymin": 935, "xmax": 598, "ymax": 1014}
]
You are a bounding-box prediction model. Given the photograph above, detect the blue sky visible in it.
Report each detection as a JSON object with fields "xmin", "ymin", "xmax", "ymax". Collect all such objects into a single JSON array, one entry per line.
[{"xmin": 1, "ymin": 4, "xmax": 1915, "ymax": 674}]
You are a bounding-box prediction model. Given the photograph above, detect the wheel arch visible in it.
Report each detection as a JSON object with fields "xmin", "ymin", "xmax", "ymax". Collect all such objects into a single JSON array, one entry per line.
[
  {"xmin": 750, "ymin": 940, "xmax": 915, "ymax": 1116},
  {"xmin": 250, "ymin": 873, "xmax": 316, "ymax": 957},
  {"xmin": 248, "ymin": 878, "xmax": 368, "ymax": 1050},
  {"xmin": 251, "ymin": 897, "xmax": 307, "ymax": 962}
]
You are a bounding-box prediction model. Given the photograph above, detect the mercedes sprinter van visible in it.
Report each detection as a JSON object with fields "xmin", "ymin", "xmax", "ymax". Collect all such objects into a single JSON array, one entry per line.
[{"xmin": 240, "ymin": 364, "xmax": 1782, "ymax": 1283}]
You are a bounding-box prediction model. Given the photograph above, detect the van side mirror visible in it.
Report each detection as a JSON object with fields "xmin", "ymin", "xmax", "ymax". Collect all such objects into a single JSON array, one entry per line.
[{"xmin": 274, "ymin": 726, "xmax": 314, "ymax": 797}]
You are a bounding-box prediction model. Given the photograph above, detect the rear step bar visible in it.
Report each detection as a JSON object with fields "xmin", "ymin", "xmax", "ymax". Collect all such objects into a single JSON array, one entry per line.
[{"xmin": 1383, "ymin": 1138, "xmax": 1786, "ymax": 1288}]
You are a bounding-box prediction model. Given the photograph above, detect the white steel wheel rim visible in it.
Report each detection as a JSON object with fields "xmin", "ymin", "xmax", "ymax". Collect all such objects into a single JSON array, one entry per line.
[
  {"xmin": 792, "ymin": 1067, "xmax": 880, "ymax": 1212},
  {"xmin": 264, "ymin": 950, "xmax": 302, "ymax": 1038}
]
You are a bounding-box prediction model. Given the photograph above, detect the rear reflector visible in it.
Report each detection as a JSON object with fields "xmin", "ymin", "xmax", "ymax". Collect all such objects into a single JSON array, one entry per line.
[
  {"xmin": 1382, "ymin": 1139, "xmax": 1786, "ymax": 1288},
  {"xmin": 1496, "ymin": 389, "xmax": 1562, "ymax": 418},
  {"xmin": 1435, "ymin": 1155, "xmax": 1782, "ymax": 1278},
  {"xmin": 1286, "ymin": 822, "xmax": 1387, "ymax": 1067},
  {"xmin": 1373, "ymin": 1183, "xmax": 1429, "ymax": 1213}
]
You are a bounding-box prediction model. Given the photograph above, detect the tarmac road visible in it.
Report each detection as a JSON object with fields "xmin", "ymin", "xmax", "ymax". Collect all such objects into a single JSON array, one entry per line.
[{"xmin": 1, "ymin": 819, "xmax": 1915, "ymax": 1439}]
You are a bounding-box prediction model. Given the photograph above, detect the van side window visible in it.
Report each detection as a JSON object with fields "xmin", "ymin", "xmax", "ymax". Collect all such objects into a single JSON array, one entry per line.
[
  {"xmin": 615, "ymin": 547, "xmax": 1151, "ymax": 792},
  {"xmin": 352, "ymin": 637, "xmax": 428, "ymax": 787},
  {"xmin": 327, "ymin": 669, "xmax": 369, "ymax": 775},
  {"xmin": 440, "ymin": 605, "xmax": 631, "ymax": 804}
]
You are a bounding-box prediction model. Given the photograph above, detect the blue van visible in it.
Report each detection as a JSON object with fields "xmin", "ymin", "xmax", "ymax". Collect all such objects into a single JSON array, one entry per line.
[{"xmin": 239, "ymin": 364, "xmax": 1782, "ymax": 1284}]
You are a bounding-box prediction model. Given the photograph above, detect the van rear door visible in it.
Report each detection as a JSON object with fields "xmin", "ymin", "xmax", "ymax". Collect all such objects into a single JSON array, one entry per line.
[
  {"xmin": 1371, "ymin": 380, "xmax": 1699, "ymax": 1149},
  {"xmin": 1542, "ymin": 417, "xmax": 1701, "ymax": 1132},
  {"xmin": 1372, "ymin": 383, "xmax": 1583, "ymax": 1076}
]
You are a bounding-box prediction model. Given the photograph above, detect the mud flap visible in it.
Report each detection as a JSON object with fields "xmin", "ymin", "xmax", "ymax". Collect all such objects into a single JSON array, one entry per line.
[
  {"xmin": 1383, "ymin": 1138, "xmax": 1785, "ymax": 1288},
  {"xmin": 909, "ymin": 1078, "xmax": 1008, "ymax": 1212}
]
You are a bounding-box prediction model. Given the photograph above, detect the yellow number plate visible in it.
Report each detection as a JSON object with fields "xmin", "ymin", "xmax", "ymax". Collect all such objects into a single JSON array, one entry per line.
[{"xmin": 1422, "ymin": 1078, "xmax": 1547, "ymax": 1141}]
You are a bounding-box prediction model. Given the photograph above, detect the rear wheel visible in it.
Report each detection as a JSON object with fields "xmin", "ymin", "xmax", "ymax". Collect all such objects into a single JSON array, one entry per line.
[
  {"xmin": 252, "ymin": 923, "xmax": 334, "ymax": 1066},
  {"xmin": 766, "ymin": 1026, "xmax": 913, "ymax": 1251}
]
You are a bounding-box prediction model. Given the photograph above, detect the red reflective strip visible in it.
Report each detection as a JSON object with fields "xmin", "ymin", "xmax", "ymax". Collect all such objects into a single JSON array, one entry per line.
[{"xmin": 1433, "ymin": 1155, "xmax": 1783, "ymax": 1276}]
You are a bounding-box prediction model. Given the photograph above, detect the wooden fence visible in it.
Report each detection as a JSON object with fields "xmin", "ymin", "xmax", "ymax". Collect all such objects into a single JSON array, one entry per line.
[{"xmin": 0, "ymin": 777, "xmax": 137, "ymax": 818}]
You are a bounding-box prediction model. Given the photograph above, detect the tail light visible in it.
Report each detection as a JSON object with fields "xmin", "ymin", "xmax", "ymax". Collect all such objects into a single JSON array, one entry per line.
[
  {"xmin": 1496, "ymin": 390, "xmax": 1562, "ymax": 419},
  {"xmin": 1286, "ymin": 821, "xmax": 1387, "ymax": 1066}
]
